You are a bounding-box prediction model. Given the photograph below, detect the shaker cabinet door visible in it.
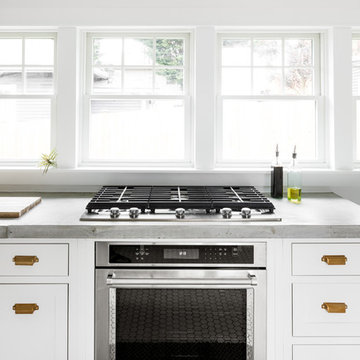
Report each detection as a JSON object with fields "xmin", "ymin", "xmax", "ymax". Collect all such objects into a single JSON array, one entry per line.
[{"xmin": 0, "ymin": 284, "xmax": 67, "ymax": 360}]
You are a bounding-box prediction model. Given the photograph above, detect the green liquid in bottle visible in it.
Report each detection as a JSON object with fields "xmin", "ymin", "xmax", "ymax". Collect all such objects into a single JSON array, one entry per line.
[
  {"xmin": 287, "ymin": 187, "xmax": 302, "ymax": 204},
  {"xmin": 287, "ymin": 146, "xmax": 302, "ymax": 204}
]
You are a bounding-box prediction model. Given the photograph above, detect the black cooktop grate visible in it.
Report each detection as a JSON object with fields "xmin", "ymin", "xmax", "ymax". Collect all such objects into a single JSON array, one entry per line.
[{"xmin": 86, "ymin": 186, "xmax": 275, "ymax": 213}]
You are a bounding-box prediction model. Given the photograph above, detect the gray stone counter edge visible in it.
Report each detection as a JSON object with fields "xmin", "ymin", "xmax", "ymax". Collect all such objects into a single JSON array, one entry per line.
[{"xmin": 2, "ymin": 224, "xmax": 360, "ymax": 239}]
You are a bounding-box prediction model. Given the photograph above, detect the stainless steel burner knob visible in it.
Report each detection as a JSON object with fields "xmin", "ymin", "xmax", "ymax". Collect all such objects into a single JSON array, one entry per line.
[
  {"xmin": 241, "ymin": 207, "xmax": 251, "ymax": 219},
  {"xmin": 221, "ymin": 207, "xmax": 232, "ymax": 219},
  {"xmin": 129, "ymin": 207, "xmax": 140, "ymax": 219},
  {"xmin": 175, "ymin": 208, "xmax": 185, "ymax": 219},
  {"xmin": 110, "ymin": 207, "xmax": 120, "ymax": 218}
]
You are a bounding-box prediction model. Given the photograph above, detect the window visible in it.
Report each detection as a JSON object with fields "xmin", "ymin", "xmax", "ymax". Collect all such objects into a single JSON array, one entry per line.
[
  {"xmin": 0, "ymin": 33, "xmax": 55, "ymax": 163},
  {"xmin": 82, "ymin": 32, "xmax": 192, "ymax": 166},
  {"xmin": 217, "ymin": 33, "xmax": 322, "ymax": 165},
  {"xmin": 353, "ymin": 35, "xmax": 360, "ymax": 161}
]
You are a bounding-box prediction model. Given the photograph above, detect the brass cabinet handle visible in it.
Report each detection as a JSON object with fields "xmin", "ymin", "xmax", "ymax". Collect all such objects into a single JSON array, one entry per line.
[
  {"xmin": 321, "ymin": 255, "xmax": 347, "ymax": 265},
  {"xmin": 12, "ymin": 255, "xmax": 39, "ymax": 266},
  {"xmin": 12, "ymin": 303, "xmax": 39, "ymax": 314},
  {"xmin": 321, "ymin": 302, "xmax": 348, "ymax": 313}
]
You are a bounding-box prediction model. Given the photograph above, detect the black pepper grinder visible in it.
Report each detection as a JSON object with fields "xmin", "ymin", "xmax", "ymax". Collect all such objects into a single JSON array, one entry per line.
[{"xmin": 271, "ymin": 144, "xmax": 283, "ymax": 198}]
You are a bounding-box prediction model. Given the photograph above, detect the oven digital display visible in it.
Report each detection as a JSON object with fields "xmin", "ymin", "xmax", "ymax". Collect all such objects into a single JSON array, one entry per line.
[{"xmin": 164, "ymin": 249, "xmax": 199, "ymax": 260}]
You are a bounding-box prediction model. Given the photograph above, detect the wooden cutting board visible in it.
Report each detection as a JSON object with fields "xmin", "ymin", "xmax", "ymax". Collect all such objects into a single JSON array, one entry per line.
[{"xmin": 0, "ymin": 197, "xmax": 42, "ymax": 218}]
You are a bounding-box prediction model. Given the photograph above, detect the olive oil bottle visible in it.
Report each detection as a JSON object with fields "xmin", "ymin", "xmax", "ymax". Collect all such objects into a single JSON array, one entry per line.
[
  {"xmin": 287, "ymin": 146, "xmax": 302, "ymax": 203},
  {"xmin": 271, "ymin": 144, "xmax": 283, "ymax": 198}
]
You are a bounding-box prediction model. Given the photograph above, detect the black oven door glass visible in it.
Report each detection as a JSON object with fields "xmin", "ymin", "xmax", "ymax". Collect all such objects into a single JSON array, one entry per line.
[{"xmin": 113, "ymin": 288, "xmax": 251, "ymax": 360}]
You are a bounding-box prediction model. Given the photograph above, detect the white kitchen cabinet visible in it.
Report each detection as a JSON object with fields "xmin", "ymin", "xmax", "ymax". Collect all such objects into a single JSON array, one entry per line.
[
  {"xmin": 287, "ymin": 240, "xmax": 360, "ymax": 360},
  {"xmin": 0, "ymin": 244, "xmax": 69, "ymax": 276},
  {"xmin": 0, "ymin": 284, "xmax": 67, "ymax": 360},
  {"xmin": 292, "ymin": 243, "xmax": 360, "ymax": 276}
]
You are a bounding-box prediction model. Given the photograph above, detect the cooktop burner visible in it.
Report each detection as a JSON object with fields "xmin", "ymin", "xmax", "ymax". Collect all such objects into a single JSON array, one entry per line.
[{"xmin": 80, "ymin": 186, "xmax": 281, "ymax": 222}]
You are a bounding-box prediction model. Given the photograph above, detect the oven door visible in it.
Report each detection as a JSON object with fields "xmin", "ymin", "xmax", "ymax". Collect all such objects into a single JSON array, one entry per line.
[{"xmin": 96, "ymin": 269, "xmax": 266, "ymax": 360}]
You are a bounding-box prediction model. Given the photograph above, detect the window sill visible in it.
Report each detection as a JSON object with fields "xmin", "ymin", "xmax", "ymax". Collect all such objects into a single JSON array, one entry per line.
[
  {"xmin": 0, "ymin": 166, "xmax": 359, "ymax": 193},
  {"xmin": 0, "ymin": 166, "xmax": 360, "ymax": 174}
]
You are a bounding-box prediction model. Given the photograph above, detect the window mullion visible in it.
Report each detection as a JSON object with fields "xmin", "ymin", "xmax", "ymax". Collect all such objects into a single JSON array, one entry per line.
[
  {"xmin": 56, "ymin": 27, "xmax": 78, "ymax": 169},
  {"xmin": 329, "ymin": 27, "xmax": 354, "ymax": 170},
  {"xmin": 250, "ymin": 37, "xmax": 254, "ymax": 94},
  {"xmin": 354, "ymin": 97, "xmax": 359, "ymax": 162},
  {"xmin": 121, "ymin": 35, "xmax": 125, "ymax": 91},
  {"xmin": 352, "ymin": 35, "xmax": 360, "ymax": 162},
  {"xmin": 281, "ymin": 37, "xmax": 285, "ymax": 94},
  {"xmin": 22, "ymin": 36, "xmax": 25, "ymax": 93},
  {"xmin": 152, "ymin": 37, "xmax": 156, "ymax": 92},
  {"xmin": 81, "ymin": 94, "xmax": 91, "ymax": 163},
  {"xmin": 195, "ymin": 26, "xmax": 216, "ymax": 170}
]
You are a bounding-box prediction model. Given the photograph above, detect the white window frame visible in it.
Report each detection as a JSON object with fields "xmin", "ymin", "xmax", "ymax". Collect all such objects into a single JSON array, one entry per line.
[
  {"xmin": 353, "ymin": 33, "xmax": 360, "ymax": 166},
  {"xmin": 1, "ymin": 26, "xmax": 359, "ymax": 185},
  {"xmin": 0, "ymin": 32, "xmax": 57, "ymax": 166},
  {"xmin": 215, "ymin": 32, "xmax": 325, "ymax": 168},
  {"xmin": 80, "ymin": 30, "xmax": 194, "ymax": 168}
]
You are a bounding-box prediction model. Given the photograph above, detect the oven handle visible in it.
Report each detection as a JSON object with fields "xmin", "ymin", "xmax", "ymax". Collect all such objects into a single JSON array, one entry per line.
[{"xmin": 106, "ymin": 272, "xmax": 258, "ymax": 286}]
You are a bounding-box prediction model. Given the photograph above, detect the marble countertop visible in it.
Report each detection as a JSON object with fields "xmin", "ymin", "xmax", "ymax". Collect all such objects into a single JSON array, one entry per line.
[{"xmin": 0, "ymin": 192, "xmax": 360, "ymax": 239}]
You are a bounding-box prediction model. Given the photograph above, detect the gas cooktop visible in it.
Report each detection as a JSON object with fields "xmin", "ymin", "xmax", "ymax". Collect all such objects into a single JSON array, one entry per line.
[{"xmin": 80, "ymin": 186, "xmax": 282, "ymax": 222}]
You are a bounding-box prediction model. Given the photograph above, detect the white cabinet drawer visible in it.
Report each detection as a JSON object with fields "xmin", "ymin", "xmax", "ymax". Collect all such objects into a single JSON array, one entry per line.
[
  {"xmin": 0, "ymin": 284, "xmax": 67, "ymax": 360},
  {"xmin": 293, "ymin": 283, "xmax": 360, "ymax": 336},
  {"xmin": 292, "ymin": 243, "xmax": 360, "ymax": 275},
  {"xmin": 293, "ymin": 345, "xmax": 360, "ymax": 360},
  {"xmin": 0, "ymin": 244, "xmax": 68, "ymax": 276}
]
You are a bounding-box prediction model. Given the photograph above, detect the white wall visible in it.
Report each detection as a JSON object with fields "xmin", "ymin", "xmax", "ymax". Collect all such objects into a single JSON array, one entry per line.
[
  {"xmin": 1, "ymin": 0, "xmax": 360, "ymax": 205},
  {"xmin": 335, "ymin": 187, "xmax": 360, "ymax": 205},
  {"xmin": 1, "ymin": 0, "xmax": 360, "ymax": 27}
]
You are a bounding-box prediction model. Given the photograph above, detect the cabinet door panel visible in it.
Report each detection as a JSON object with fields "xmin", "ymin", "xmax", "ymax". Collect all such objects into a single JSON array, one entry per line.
[
  {"xmin": 0, "ymin": 284, "xmax": 67, "ymax": 360},
  {"xmin": 293, "ymin": 283, "xmax": 360, "ymax": 336},
  {"xmin": 292, "ymin": 243, "xmax": 360, "ymax": 276},
  {"xmin": 0, "ymin": 244, "xmax": 68, "ymax": 276}
]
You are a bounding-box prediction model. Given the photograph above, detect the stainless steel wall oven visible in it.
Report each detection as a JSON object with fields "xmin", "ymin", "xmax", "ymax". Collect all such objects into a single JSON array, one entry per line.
[{"xmin": 95, "ymin": 242, "xmax": 267, "ymax": 360}]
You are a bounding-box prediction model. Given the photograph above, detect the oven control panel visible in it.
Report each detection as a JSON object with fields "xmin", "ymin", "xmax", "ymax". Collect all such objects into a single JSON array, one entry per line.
[{"xmin": 108, "ymin": 245, "xmax": 254, "ymax": 264}]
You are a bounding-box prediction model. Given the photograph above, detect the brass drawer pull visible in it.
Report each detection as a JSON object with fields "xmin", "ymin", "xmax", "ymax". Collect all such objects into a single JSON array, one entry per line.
[
  {"xmin": 321, "ymin": 302, "xmax": 348, "ymax": 313},
  {"xmin": 12, "ymin": 255, "xmax": 39, "ymax": 266},
  {"xmin": 321, "ymin": 255, "xmax": 347, "ymax": 265},
  {"xmin": 12, "ymin": 303, "xmax": 39, "ymax": 314}
]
